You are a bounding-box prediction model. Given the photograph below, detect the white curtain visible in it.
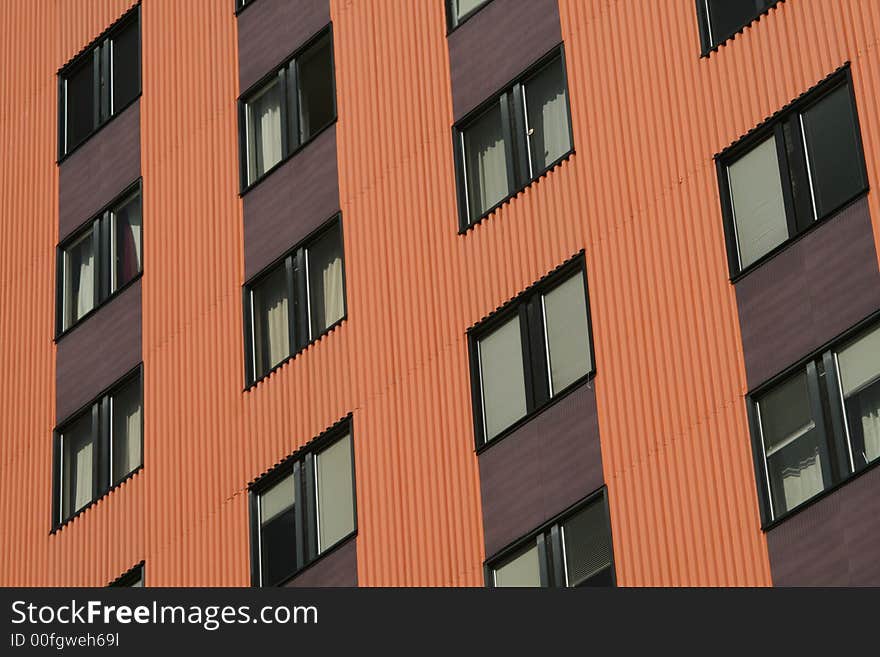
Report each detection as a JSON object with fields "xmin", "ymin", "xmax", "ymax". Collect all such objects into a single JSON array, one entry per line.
[
  {"xmin": 248, "ymin": 82, "xmax": 282, "ymax": 181},
  {"xmin": 859, "ymin": 386, "xmax": 880, "ymax": 463},
  {"xmin": 526, "ymin": 60, "xmax": 571, "ymax": 170},
  {"xmin": 116, "ymin": 401, "xmax": 142, "ymax": 477},
  {"xmin": 322, "ymin": 255, "xmax": 344, "ymax": 328},
  {"xmin": 73, "ymin": 441, "xmax": 93, "ymax": 513},
  {"xmin": 253, "ymin": 269, "xmax": 290, "ymax": 374},
  {"xmin": 65, "ymin": 236, "xmax": 94, "ymax": 326},
  {"xmin": 265, "ymin": 293, "xmax": 289, "ymax": 368},
  {"xmin": 781, "ymin": 448, "xmax": 824, "ymax": 512},
  {"xmin": 75, "ymin": 250, "xmax": 95, "ymax": 320},
  {"xmin": 466, "ymin": 105, "xmax": 508, "ymax": 217}
]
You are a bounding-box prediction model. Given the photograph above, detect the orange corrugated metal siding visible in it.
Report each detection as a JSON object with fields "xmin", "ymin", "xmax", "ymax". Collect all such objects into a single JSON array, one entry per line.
[{"xmin": 2, "ymin": 0, "xmax": 879, "ymax": 587}]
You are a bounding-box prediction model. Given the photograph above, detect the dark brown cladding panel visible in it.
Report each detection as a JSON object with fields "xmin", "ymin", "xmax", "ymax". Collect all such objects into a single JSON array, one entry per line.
[
  {"xmin": 478, "ymin": 382, "xmax": 603, "ymax": 558},
  {"xmin": 55, "ymin": 280, "xmax": 142, "ymax": 422},
  {"xmin": 242, "ymin": 125, "xmax": 340, "ymax": 280},
  {"xmin": 735, "ymin": 197, "xmax": 880, "ymax": 390},
  {"xmin": 58, "ymin": 101, "xmax": 141, "ymax": 242},
  {"xmin": 767, "ymin": 465, "xmax": 880, "ymax": 586},
  {"xmin": 283, "ymin": 536, "xmax": 357, "ymax": 587},
  {"xmin": 447, "ymin": 0, "xmax": 561, "ymax": 122},
  {"xmin": 237, "ymin": 0, "xmax": 330, "ymax": 93}
]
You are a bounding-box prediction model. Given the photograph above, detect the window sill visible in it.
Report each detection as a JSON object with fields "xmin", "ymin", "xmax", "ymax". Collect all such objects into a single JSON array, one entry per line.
[
  {"xmin": 272, "ymin": 530, "xmax": 358, "ymax": 588},
  {"xmin": 55, "ymin": 272, "xmax": 143, "ymax": 343},
  {"xmin": 244, "ymin": 315, "xmax": 347, "ymax": 391},
  {"xmin": 699, "ymin": 1, "xmax": 783, "ymax": 58},
  {"xmin": 57, "ymin": 94, "xmax": 142, "ymax": 165},
  {"xmin": 459, "ymin": 149, "xmax": 574, "ymax": 234},
  {"xmin": 475, "ymin": 371, "xmax": 595, "ymax": 456},
  {"xmin": 50, "ymin": 465, "xmax": 143, "ymax": 535},
  {"xmin": 761, "ymin": 455, "xmax": 880, "ymax": 532},
  {"xmin": 239, "ymin": 118, "xmax": 337, "ymax": 197},
  {"xmin": 729, "ymin": 189, "xmax": 869, "ymax": 284}
]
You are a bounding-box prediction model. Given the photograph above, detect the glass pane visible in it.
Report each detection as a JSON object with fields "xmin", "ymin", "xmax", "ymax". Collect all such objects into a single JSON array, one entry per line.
[
  {"xmin": 111, "ymin": 17, "xmax": 139, "ymax": 112},
  {"xmin": 478, "ymin": 316, "xmax": 528, "ymax": 441},
  {"xmin": 758, "ymin": 371, "xmax": 825, "ymax": 517},
  {"xmin": 113, "ymin": 192, "xmax": 142, "ymax": 291},
  {"xmin": 246, "ymin": 78, "xmax": 283, "ymax": 184},
  {"xmin": 65, "ymin": 56, "xmax": 94, "ymax": 151},
  {"xmin": 61, "ymin": 412, "xmax": 95, "ymax": 520},
  {"xmin": 728, "ymin": 135, "xmax": 788, "ymax": 268},
  {"xmin": 493, "ymin": 542, "xmax": 541, "ymax": 587},
  {"xmin": 251, "ymin": 266, "xmax": 290, "ymax": 379},
  {"xmin": 525, "ymin": 56, "xmax": 571, "ymax": 173},
  {"xmin": 562, "ymin": 500, "xmax": 613, "ymax": 587},
  {"xmin": 705, "ymin": 0, "xmax": 773, "ymax": 47},
  {"xmin": 543, "ymin": 272, "xmax": 592, "ymax": 394},
  {"xmin": 453, "ymin": 0, "xmax": 488, "ymax": 23},
  {"xmin": 259, "ymin": 473, "xmax": 296, "ymax": 586},
  {"xmin": 298, "ymin": 34, "xmax": 335, "ymax": 142},
  {"xmin": 306, "ymin": 224, "xmax": 345, "ymax": 338},
  {"xmin": 463, "ymin": 101, "xmax": 510, "ymax": 223},
  {"xmin": 316, "ymin": 434, "xmax": 355, "ymax": 552},
  {"xmin": 801, "ymin": 83, "xmax": 865, "ymax": 218},
  {"xmin": 837, "ymin": 325, "xmax": 880, "ymax": 465},
  {"xmin": 111, "ymin": 376, "xmax": 142, "ymax": 484},
  {"xmin": 63, "ymin": 228, "xmax": 96, "ymax": 329}
]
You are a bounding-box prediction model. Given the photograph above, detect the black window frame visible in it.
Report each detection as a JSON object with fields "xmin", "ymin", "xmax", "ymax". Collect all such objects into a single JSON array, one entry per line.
[
  {"xmin": 716, "ymin": 65, "xmax": 868, "ymax": 280},
  {"xmin": 453, "ymin": 45, "xmax": 575, "ymax": 232},
  {"xmin": 242, "ymin": 214, "xmax": 347, "ymax": 388},
  {"xmin": 748, "ymin": 311, "xmax": 880, "ymax": 528},
  {"xmin": 467, "ymin": 252, "xmax": 595, "ymax": 450},
  {"xmin": 109, "ymin": 561, "xmax": 145, "ymax": 587},
  {"xmin": 55, "ymin": 179, "xmax": 144, "ymax": 339},
  {"xmin": 695, "ymin": 0, "xmax": 781, "ymax": 56},
  {"xmin": 235, "ymin": 0, "xmax": 256, "ymax": 14},
  {"xmin": 237, "ymin": 25, "xmax": 337, "ymax": 193},
  {"xmin": 445, "ymin": 0, "xmax": 493, "ymax": 32},
  {"xmin": 485, "ymin": 488, "xmax": 615, "ymax": 588},
  {"xmin": 57, "ymin": 4, "xmax": 142, "ymax": 161},
  {"xmin": 248, "ymin": 415, "xmax": 357, "ymax": 587},
  {"xmin": 51, "ymin": 365, "xmax": 144, "ymax": 532}
]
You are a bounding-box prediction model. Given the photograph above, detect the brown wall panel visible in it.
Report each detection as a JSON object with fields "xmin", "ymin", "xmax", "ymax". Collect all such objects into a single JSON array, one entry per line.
[
  {"xmin": 56, "ymin": 280, "xmax": 142, "ymax": 422},
  {"xmin": 284, "ymin": 537, "xmax": 357, "ymax": 587},
  {"xmin": 478, "ymin": 382, "xmax": 603, "ymax": 557},
  {"xmin": 237, "ymin": 0, "xmax": 330, "ymax": 93},
  {"xmin": 448, "ymin": 0, "xmax": 561, "ymax": 121},
  {"xmin": 242, "ymin": 125, "xmax": 340, "ymax": 279},
  {"xmin": 767, "ymin": 466, "xmax": 880, "ymax": 586},
  {"xmin": 58, "ymin": 101, "xmax": 141, "ymax": 242},
  {"xmin": 735, "ymin": 197, "xmax": 880, "ymax": 390}
]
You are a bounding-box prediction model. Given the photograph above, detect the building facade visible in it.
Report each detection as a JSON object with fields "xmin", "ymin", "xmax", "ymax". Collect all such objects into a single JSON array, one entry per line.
[{"xmin": 1, "ymin": 0, "xmax": 878, "ymax": 586}]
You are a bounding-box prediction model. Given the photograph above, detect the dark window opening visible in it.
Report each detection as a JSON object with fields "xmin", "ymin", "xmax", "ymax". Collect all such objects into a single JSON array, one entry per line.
[
  {"xmin": 110, "ymin": 563, "xmax": 144, "ymax": 587},
  {"xmin": 240, "ymin": 28, "xmax": 336, "ymax": 189},
  {"xmin": 250, "ymin": 421, "xmax": 356, "ymax": 587},
  {"xmin": 488, "ymin": 490, "xmax": 615, "ymax": 588},
  {"xmin": 454, "ymin": 49, "xmax": 573, "ymax": 229},
  {"xmin": 469, "ymin": 255, "xmax": 594, "ymax": 447},
  {"xmin": 59, "ymin": 7, "xmax": 140, "ymax": 157},
  {"xmin": 54, "ymin": 369, "xmax": 143, "ymax": 529},
  {"xmin": 447, "ymin": 0, "xmax": 492, "ymax": 30},
  {"xmin": 244, "ymin": 218, "xmax": 345, "ymax": 386},
  {"xmin": 717, "ymin": 70, "xmax": 867, "ymax": 277},
  {"xmin": 57, "ymin": 183, "xmax": 143, "ymax": 335},
  {"xmin": 696, "ymin": 0, "xmax": 778, "ymax": 52}
]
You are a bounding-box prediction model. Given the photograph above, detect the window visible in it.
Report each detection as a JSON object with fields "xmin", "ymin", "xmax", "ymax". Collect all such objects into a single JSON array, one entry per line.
[
  {"xmin": 454, "ymin": 49, "xmax": 573, "ymax": 229},
  {"xmin": 469, "ymin": 256, "xmax": 593, "ymax": 446},
  {"xmin": 696, "ymin": 0, "xmax": 778, "ymax": 53},
  {"xmin": 57, "ymin": 183, "xmax": 143, "ymax": 334},
  {"xmin": 110, "ymin": 563, "xmax": 144, "ymax": 587},
  {"xmin": 240, "ymin": 29, "xmax": 336, "ymax": 188},
  {"xmin": 244, "ymin": 218, "xmax": 346, "ymax": 386},
  {"xmin": 53, "ymin": 369, "xmax": 143, "ymax": 529},
  {"xmin": 488, "ymin": 491, "xmax": 614, "ymax": 588},
  {"xmin": 250, "ymin": 421, "xmax": 356, "ymax": 587},
  {"xmin": 59, "ymin": 7, "xmax": 140, "ymax": 157},
  {"xmin": 446, "ymin": 0, "xmax": 491, "ymax": 30},
  {"xmin": 750, "ymin": 319, "xmax": 880, "ymax": 524},
  {"xmin": 236, "ymin": 0, "xmax": 255, "ymax": 11},
  {"xmin": 718, "ymin": 70, "xmax": 867, "ymax": 276}
]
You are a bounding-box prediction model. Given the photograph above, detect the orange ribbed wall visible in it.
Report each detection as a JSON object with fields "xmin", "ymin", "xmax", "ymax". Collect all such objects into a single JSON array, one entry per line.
[{"xmin": 1, "ymin": 0, "xmax": 879, "ymax": 587}]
